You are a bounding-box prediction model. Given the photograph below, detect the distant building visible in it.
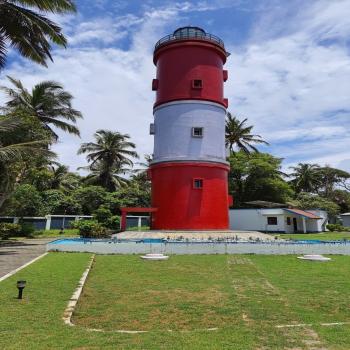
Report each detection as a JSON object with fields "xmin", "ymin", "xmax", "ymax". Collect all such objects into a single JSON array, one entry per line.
[
  {"xmin": 229, "ymin": 208, "xmax": 328, "ymax": 233},
  {"xmin": 0, "ymin": 215, "xmax": 92, "ymax": 230},
  {"xmin": 340, "ymin": 213, "xmax": 350, "ymax": 227}
]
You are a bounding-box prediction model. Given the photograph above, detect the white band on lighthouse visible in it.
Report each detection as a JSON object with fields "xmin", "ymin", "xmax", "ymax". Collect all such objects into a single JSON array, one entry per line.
[{"xmin": 152, "ymin": 101, "xmax": 227, "ymax": 165}]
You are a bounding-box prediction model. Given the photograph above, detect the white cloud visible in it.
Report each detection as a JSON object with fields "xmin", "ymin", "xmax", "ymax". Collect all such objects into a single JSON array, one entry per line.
[
  {"xmin": 1, "ymin": 0, "xmax": 350, "ymax": 174},
  {"xmin": 224, "ymin": 0, "xmax": 350, "ymax": 171}
]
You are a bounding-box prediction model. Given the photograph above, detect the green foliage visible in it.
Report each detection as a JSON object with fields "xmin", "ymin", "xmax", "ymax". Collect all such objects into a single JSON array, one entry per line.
[
  {"xmin": 19, "ymin": 222, "xmax": 35, "ymax": 237},
  {"xmin": 78, "ymin": 129, "xmax": 138, "ymax": 191},
  {"xmin": 330, "ymin": 189, "xmax": 350, "ymax": 213},
  {"xmin": 106, "ymin": 215, "xmax": 120, "ymax": 230},
  {"xmin": 42, "ymin": 189, "xmax": 82, "ymax": 215},
  {"xmin": 289, "ymin": 192, "xmax": 340, "ymax": 217},
  {"xmin": 1, "ymin": 77, "xmax": 82, "ymax": 139},
  {"xmin": 326, "ymin": 224, "xmax": 350, "ymax": 232},
  {"xmin": 93, "ymin": 206, "xmax": 113, "ymax": 224},
  {"xmin": 228, "ymin": 151, "xmax": 293, "ymax": 206},
  {"xmin": 0, "ymin": 223, "xmax": 21, "ymax": 239},
  {"xmin": 0, "ymin": 0, "xmax": 76, "ymax": 69},
  {"xmin": 225, "ymin": 113, "xmax": 269, "ymax": 153},
  {"xmin": 71, "ymin": 220, "xmax": 109, "ymax": 238},
  {"xmin": 3, "ymin": 184, "xmax": 43, "ymax": 216},
  {"xmin": 71, "ymin": 186, "xmax": 108, "ymax": 214}
]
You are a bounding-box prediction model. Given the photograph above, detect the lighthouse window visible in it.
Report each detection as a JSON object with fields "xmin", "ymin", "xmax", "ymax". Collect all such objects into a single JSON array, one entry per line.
[
  {"xmin": 193, "ymin": 178, "xmax": 203, "ymax": 189},
  {"xmin": 192, "ymin": 79, "xmax": 203, "ymax": 89},
  {"xmin": 192, "ymin": 127, "xmax": 203, "ymax": 138},
  {"xmin": 149, "ymin": 123, "xmax": 155, "ymax": 135}
]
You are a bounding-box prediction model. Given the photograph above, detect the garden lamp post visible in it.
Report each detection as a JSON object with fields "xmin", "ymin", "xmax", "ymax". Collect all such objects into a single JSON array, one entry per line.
[{"xmin": 16, "ymin": 280, "xmax": 26, "ymax": 299}]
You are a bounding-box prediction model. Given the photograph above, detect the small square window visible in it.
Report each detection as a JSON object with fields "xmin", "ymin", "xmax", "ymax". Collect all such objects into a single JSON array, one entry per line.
[
  {"xmin": 267, "ymin": 217, "xmax": 278, "ymax": 225},
  {"xmin": 192, "ymin": 127, "xmax": 203, "ymax": 138},
  {"xmin": 192, "ymin": 79, "xmax": 203, "ymax": 89},
  {"xmin": 149, "ymin": 123, "xmax": 155, "ymax": 135},
  {"xmin": 193, "ymin": 178, "xmax": 203, "ymax": 189},
  {"xmin": 286, "ymin": 217, "xmax": 291, "ymax": 225},
  {"xmin": 152, "ymin": 79, "xmax": 159, "ymax": 91}
]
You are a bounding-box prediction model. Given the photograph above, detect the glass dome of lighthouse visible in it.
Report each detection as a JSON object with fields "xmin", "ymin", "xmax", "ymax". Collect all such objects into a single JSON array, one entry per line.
[
  {"xmin": 173, "ymin": 26, "xmax": 206, "ymax": 39},
  {"xmin": 154, "ymin": 26, "xmax": 227, "ymax": 53}
]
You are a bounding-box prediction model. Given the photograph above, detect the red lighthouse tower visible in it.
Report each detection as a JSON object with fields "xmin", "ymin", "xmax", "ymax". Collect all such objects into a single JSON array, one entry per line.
[{"xmin": 149, "ymin": 27, "xmax": 230, "ymax": 230}]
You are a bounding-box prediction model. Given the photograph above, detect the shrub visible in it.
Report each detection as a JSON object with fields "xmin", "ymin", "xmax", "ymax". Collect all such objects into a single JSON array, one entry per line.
[
  {"xmin": 93, "ymin": 206, "xmax": 113, "ymax": 225},
  {"xmin": 0, "ymin": 223, "xmax": 21, "ymax": 240},
  {"xmin": 106, "ymin": 215, "xmax": 120, "ymax": 229},
  {"xmin": 72, "ymin": 220, "xmax": 109, "ymax": 238},
  {"xmin": 20, "ymin": 223, "xmax": 36, "ymax": 237},
  {"xmin": 326, "ymin": 224, "xmax": 349, "ymax": 232}
]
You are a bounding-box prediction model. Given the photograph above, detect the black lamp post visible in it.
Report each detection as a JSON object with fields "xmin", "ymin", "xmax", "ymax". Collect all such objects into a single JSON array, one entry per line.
[{"xmin": 17, "ymin": 280, "xmax": 26, "ymax": 299}]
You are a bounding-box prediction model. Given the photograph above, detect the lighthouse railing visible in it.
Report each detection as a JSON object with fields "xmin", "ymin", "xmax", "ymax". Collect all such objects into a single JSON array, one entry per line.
[{"xmin": 154, "ymin": 32, "xmax": 225, "ymax": 50}]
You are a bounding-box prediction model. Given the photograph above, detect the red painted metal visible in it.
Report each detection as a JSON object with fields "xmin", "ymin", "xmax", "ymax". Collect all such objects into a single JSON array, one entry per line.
[
  {"xmin": 153, "ymin": 41, "xmax": 228, "ymax": 107},
  {"xmin": 150, "ymin": 162, "xmax": 229, "ymax": 230}
]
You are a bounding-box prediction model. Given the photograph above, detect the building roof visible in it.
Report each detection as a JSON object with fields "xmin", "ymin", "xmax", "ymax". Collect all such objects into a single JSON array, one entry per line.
[
  {"xmin": 244, "ymin": 200, "xmax": 288, "ymax": 208},
  {"xmin": 283, "ymin": 208, "xmax": 322, "ymax": 219}
]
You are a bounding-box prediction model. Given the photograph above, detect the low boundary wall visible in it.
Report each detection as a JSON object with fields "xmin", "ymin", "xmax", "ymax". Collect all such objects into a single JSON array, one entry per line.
[{"xmin": 47, "ymin": 241, "xmax": 350, "ymax": 255}]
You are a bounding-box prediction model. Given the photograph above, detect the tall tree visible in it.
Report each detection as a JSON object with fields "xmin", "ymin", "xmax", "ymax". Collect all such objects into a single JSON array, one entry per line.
[
  {"xmin": 228, "ymin": 151, "xmax": 293, "ymax": 206},
  {"xmin": 225, "ymin": 112, "xmax": 268, "ymax": 153},
  {"xmin": 289, "ymin": 163, "xmax": 321, "ymax": 193},
  {"xmin": 0, "ymin": 0, "xmax": 76, "ymax": 69},
  {"xmin": 78, "ymin": 130, "xmax": 138, "ymax": 192},
  {"xmin": 0, "ymin": 115, "xmax": 55, "ymax": 208},
  {"xmin": 1, "ymin": 77, "xmax": 82, "ymax": 139},
  {"xmin": 317, "ymin": 166, "xmax": 350, "ymax": 197}
]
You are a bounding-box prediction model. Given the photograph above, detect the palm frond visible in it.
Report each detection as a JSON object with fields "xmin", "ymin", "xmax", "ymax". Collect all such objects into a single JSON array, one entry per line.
[
  {"xmin": 0, "ymin": 139, "xmax": 56, "ymax": 161},
  {"xmin": 12, "ymin": 0, "xmax": 77, "ymax": 13},
  {"xmin": 0, "ymin": 3, "xmax": 67, "ymax": 67}
]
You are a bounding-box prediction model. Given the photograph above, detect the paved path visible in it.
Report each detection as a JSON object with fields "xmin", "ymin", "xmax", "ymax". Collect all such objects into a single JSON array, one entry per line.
[{"xmin": 0, "ymin": 238, "xmax": 52, "ymax": 279}]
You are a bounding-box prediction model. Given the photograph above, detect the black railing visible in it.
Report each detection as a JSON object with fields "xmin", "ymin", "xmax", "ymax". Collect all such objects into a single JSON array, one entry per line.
[{"xmin": 154, "ymin": 32, "xmax": 225, "ymax": 50}]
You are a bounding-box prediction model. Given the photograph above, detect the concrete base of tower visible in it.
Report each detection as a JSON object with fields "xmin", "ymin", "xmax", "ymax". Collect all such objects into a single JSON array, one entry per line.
[{"xmin": 149, "ymin": 161, "xmax": 230, "ymax": 230}]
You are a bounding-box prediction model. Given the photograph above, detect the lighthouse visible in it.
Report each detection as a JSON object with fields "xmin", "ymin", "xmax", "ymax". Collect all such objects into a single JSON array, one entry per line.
[{"xmin": 149, "ymin": 26, "xmax": 231, "ymax": 230}]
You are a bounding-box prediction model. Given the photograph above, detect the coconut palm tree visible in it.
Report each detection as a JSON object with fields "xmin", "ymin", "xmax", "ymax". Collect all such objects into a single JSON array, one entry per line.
[
  {"xmin": 289, "ymin": 163, "xmax": 321, "ymax": 193},
  {"xmin": 0, "ymin": 116, "xmax": 56, "ymax": 208},
  {"xmin": 82, "ymin": 160, "xmax": 130, "ymax": 192},
  {"xmin": 0, "ymin": 0, "xmax": 76, "ymax": 69},
  {"xmin": 78, "ymin": 130, "xmax": 138, "ymax": 191},
  {"xmin": 1, "ymin": 76, "xmax": 82, "ymax": 139},
  {"xmin": 225, "ymin": 112, "xmax": 269, "ymax": 153},
  {"xmin": 0, "ymin": 116, "xmax": 55, "ymax": 161}
]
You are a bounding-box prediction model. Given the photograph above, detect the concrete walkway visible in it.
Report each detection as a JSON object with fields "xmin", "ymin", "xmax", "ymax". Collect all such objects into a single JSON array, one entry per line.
[{"xmin": 0, "ymin": 238, "xmax": 52, "ymax": 279}]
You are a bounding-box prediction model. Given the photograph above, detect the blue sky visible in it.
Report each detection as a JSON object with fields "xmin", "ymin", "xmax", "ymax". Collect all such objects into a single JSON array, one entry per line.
[{"xmin": 2, "ymin": 0, "xmax": 350, "ymax": 172}]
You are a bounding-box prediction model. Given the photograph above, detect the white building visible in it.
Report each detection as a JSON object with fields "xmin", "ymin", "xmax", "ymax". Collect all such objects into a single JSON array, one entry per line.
[
  {"xmin": 229, "ymin": 208, "xmax": 328, "ymax": 233},
  {"xmin": 340, "ymin": 213, "xmax": 350, "ymax": 227}
]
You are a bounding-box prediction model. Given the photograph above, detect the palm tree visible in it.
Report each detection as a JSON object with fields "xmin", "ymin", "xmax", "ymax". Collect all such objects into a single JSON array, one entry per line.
[
  {"xmin": 49, "ymin": 163, "xmax": 69, "ymax": 189},
  {"xmin": 225, "ymin": 112, "xmax": 269, "ymax": 153},
  {"xmin": 1, "ymin": 76, "xmax": 82, "ymax": 139},
  {"xmin": 78, "ymin": 130, "xmax": 138, "ymax": 191},
  {"xmin": 289, "ymin": 163, "xmax": 321, "ymax": 193},
  {"xmin": 0, "ymin": 116, "xmax": 56, "ymax": 207},
  {"xmin": 82, "ymin": 160, "xmax": 130, "ymax": 191},
  {"xmin": 0, "ymin": 116, "xmax": 55, "ymax": 161},
  {"xmin": 0, "ymin": 0, "xmax": 76, "ymax": 69}
]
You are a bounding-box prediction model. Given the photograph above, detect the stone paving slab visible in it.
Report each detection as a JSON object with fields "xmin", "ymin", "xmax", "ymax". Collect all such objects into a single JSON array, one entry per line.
[{"xmin": 0, "ymin": 239, "xmax": 52, "ymax": 279}]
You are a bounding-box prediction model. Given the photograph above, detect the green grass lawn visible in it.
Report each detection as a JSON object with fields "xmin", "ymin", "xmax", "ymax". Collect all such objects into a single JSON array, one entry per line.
[
  {"xmin": 2, "ymin": 253, "xmax": 350, "ymax": 349},
  {"xmin": 275, "ymin": 232, "xmax": 350, "ymax": 241},
  {"xmin": 32, "ymin": 228, "xmax": 79, "ymax": 238}
]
